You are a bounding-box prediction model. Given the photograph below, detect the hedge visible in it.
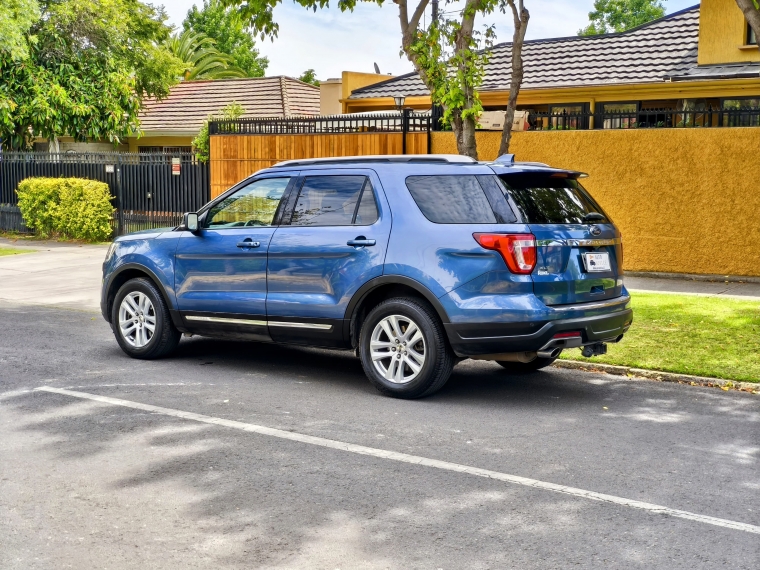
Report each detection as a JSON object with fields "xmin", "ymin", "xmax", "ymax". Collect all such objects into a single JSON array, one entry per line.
[{"xmin": 16, "ymin": 177, "xmax": 114, "ymax": 242}]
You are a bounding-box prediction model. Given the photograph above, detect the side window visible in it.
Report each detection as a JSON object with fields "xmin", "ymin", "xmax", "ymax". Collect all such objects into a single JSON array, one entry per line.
[
  {"xmin": 205, "ymin": 177, "xmax": 291, "ymax": 228},
  {"xmin": 405, "ymin": 175, "xmax": 497, "ymax": 224},
  {"xmin": 290, "ymin": 175, "xmax": 377, "ymax": 227}
]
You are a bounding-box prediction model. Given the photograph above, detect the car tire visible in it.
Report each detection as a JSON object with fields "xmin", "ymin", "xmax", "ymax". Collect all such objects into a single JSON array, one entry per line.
[
  {"xmin": 496, "ymin": 354, "xmax": 559, "ymax": 373},
  {"xmin": 111, "ymin": 277, "xmax": 181, "ymax": 359},
  {"xmin": 359, "ymin": 297, "xmax": 454, "ymax": 399}
]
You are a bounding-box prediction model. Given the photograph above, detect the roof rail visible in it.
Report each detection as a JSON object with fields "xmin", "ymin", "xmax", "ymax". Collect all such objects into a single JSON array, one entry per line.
[{"xmin": 272, "ymin": 154, "xmax": 477, "ymax": 168}]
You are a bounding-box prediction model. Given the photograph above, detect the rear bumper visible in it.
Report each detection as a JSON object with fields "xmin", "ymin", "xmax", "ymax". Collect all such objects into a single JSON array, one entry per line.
[{"xmin": 445, "ymin": 296, "xmax": 633, "ymax": 358}]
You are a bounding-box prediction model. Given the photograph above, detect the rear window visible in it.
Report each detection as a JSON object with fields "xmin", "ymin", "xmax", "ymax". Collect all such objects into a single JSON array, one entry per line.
[
  {"xmin": 498, "ymin": 174, "xmax": 609, "ymax": 224},
  {"xmin": 406, "ymin": 175, "xmax": 502, "ymax": 224}
]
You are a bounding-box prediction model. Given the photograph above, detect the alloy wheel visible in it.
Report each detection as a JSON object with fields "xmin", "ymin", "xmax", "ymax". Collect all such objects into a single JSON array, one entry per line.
[
  {"xmin": 118, "ymin": 292, "xmax": 156, "ymax": 348},
  {"xmin": 370, "ymin": 314, "xmax": 426, "ymax": 384}
]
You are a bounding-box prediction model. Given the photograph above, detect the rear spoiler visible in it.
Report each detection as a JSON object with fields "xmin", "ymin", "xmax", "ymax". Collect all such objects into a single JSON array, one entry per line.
[{"xmin": 490, "ymin": 155, "xmax": 588, "ymax": 179}]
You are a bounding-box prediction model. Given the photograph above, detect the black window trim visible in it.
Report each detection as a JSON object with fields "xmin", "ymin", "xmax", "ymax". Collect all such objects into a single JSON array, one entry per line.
[
  {"xmin": 594, "ymin": 101, "xmax": 640, "ymax": 130},
  {"xmin": 283, "ymin": 173, "xmax": 378, "ymax": 228},
  {"xmin": 748, "ymin": 22, "xmax": 757, "ymax": 46}
]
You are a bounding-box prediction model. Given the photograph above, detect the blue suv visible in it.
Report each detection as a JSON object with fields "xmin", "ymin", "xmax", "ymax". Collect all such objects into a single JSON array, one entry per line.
[{"xmin": 102, "ymin": 155, "xmax": 632, "ymax": 398}]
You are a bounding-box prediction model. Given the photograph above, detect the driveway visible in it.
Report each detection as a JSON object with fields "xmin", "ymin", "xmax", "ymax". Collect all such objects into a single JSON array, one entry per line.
[{"xmin": 0, "ymin": 239, "xmax": 106, "ymax": 310}]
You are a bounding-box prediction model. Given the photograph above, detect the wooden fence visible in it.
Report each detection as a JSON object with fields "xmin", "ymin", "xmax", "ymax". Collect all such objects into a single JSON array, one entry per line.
[{"xmin": 209, "ymin": 132, "xmax": 429, "ymax": 198}]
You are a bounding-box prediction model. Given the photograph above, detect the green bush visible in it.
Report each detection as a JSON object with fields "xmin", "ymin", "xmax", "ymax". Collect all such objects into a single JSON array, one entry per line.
[{"xmin": 16, "ymin": 177, "xmax": 114, "ymax": 242}]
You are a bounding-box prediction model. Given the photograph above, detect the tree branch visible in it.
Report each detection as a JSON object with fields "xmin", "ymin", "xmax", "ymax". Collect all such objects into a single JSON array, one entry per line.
[
  {"xmin": 499, "ymin": 0, "xmax": 529, "ymax": 156},
  {"xmin": 735, "ymin": 0, "xmax": 760, "ymax": 48}
]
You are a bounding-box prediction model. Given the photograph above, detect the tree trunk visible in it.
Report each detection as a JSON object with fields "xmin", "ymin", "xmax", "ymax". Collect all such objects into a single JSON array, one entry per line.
[
  {"xmin": 396, "ymin": 0, "xmax": 479, "ymax": 159},
  {"xmin": 48, "ymin": 136, "xmax": 60, "ymax": 154},
  {"xmin": 736, "ymin": 0, "xmax": 760, "ymax": 48},
  {"xmin": 451, "ymin": 0, "xmax": 480, "ymax": 160},
  {"xmin": 499, "ymin": 1, "xmax": 530, "ymax": 156}
]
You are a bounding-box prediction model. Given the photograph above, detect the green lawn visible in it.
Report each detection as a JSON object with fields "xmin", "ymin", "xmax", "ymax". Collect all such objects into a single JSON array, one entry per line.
[
  {"xmin": 0, "ymin": 247, "xmax": 34, "ymax": 256},
  {"xmin": 561, "ymin": 292, "xmax": 760, "ymax": 383}
]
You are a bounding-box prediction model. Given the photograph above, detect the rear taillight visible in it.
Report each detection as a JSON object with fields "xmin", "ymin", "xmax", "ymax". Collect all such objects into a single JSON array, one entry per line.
[{"xmin": 473, "ymin": 233, "xmax": 537, "ymax": 275}]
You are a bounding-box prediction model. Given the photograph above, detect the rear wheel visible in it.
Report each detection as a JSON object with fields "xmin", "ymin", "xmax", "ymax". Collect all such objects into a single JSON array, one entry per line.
[
  {"xmin": 111, "ymin": 278, "xmax": 180, "ymax": 359},
  {"xmin": 496, "ymin": 355, "xmax": 559, "ymax": 373},
  {"xmin": 359, "ymin": 297, "xmax": 454, "ymax": 399}
]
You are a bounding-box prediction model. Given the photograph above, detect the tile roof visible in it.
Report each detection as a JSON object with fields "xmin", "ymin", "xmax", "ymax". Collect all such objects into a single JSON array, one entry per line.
[
  {"xmin": 139, "ymin": 76, "xmax": 320, "ymax": 134},
  {"xmin": 349, "ymin": 6, "xmax": 760, "ymax": 100}
]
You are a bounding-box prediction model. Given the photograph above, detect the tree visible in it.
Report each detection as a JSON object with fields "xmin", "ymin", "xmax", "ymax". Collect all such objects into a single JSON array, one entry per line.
[
  {"xmin": 167, "ymin": 30, "xmax": 247, "ymax": 80},
  {"xmin": 192, "ymin": 102, "xmax": 245, "ymax": 162},
  {"xmin": 736, "ymin": 0, "xmax": 760, "ymax": 48},
  {"xmin": 499, "ymin": 0, "xmax": 529, "ymax": 156},
  {"xmin": 298, "ymin": 69, "xmax": 320, "ymax": 86},
  {"xmin": 222, "ymin": 0, "xmax": 528, "ymax": 160},
  {"xmin": 578, "ymin": 0, "xmax": 665, "ymax": 36},
  {"xmin": 0, "ymin": 0, "xmax": 184, "ymax": 150},
  {"xmin": 0, "ymin": 0, "xmax": 40, "ymax": 60},
  {"xmin": 183, "ymin": 0, "xmax": 268, "ymax": 77}
]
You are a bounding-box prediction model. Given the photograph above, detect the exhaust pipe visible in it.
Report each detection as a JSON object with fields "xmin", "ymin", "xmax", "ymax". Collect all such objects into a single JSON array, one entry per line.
[{"xmin": 537, "ymin": 347, "xmax": 563, "ymax": 359}]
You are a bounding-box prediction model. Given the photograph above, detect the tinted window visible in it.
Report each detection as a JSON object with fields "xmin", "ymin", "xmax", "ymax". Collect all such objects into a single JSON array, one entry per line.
[
  {"xmin": 206, "ymin": 177, "xmax": 290, "ymax": 228},
  {"xmin": 498, "ymin": 174, "xmax": 609, "ymax": 224},
  {"xmin": 290, "ymin": 176, "xmax": 373, "ymax": 226},
  {"xmin": 406, "ymin": 175, "xmax": 497, "ymax": 224},
  {"xmin": 354, "ymin": 182, "xmax": 379, "ymax": 225}
]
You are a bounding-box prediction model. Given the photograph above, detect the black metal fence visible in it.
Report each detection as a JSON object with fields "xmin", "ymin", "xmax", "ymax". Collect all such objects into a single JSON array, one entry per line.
[
  {"xmin": 210, "ymin": 112, "xmax": 432, "ymax": 135},
  {"xmin": 0, "ymin": 151, "xmax": 210, "ymax": 236},
  {"xmin": 528, "ymin": 107, "xmax": 760, "ymax": 131}
]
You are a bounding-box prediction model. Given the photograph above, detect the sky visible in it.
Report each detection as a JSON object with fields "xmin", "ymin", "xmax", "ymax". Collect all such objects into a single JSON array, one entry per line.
[{"xmin": 158, "ymin": 0, "xmax": 700, "ymax": 79}]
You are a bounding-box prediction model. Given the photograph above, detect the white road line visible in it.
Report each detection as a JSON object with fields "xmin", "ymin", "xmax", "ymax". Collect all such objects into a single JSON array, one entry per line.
[{"xmin": 35, "ymin": 386, "xmax": 760, "ymax": 536}]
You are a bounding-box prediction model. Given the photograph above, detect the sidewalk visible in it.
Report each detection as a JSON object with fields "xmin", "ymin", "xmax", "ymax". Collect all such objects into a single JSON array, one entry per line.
[
  {"xmin": 1, "ymin": 237, "xmax": 758, "ymax": 312},
  {"xmin": 0, "ymin": 238, "xmax": 106, "ymax": 311},
  {"xmin": 625, "ymin": 275, "xmax": 760, "ymax": 301}
]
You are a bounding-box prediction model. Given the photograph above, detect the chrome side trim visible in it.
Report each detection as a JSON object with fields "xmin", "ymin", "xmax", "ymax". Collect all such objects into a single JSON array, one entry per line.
[
  {"xmin": 548, "ymin": 295, "xmax": 631, "ymax": 312},
  {"xmin": 186, "ymin": 316, "xmax": 267, "ymax": 326},
  {"xmin": 536, "ymin": 238, "xmax": 622, "ymax": 247},
  {"xmin": 185, "ymin": 316, "xmax": 333, "ymax": 332},
  {"xmin": 268, "ymin": 321, "xmax": 333, "ymax": 331}
]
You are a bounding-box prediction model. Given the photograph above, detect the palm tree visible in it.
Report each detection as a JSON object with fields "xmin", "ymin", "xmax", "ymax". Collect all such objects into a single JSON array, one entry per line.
[{"xmin": 167, "ymin": 30, "xmax": 246, "ymax": 81}]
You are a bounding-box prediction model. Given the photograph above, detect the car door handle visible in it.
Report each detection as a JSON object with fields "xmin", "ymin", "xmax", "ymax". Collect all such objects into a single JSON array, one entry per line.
[
  {"xmin": 237, "ymin": 240, "xmax": 260, "ymax": 248},
  {"xmin": 347, "ymin": 238, "xmax": 376, "ymax": 247}
]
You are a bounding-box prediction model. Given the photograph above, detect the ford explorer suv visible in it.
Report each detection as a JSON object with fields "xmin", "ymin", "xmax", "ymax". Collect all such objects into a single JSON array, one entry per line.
[{"xmin": 101, "ymin": 154, "xmax": 632, "ymax": 399}]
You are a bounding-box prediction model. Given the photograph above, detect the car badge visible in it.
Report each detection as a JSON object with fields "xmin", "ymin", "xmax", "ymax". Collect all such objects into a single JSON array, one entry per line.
[{"xmin": 590, "ymin": 225, "xmax": 602, "ymax": 236}]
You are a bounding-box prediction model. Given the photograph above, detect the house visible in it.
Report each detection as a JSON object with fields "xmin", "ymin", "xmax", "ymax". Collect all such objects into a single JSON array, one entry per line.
[
  {"xmin": 129, "ymin": 76, "xmax": 320, "ymax": 152},
  {"xmin": 342, "ymin": 0, "xmax": 760, "ymax": 128},
  {"xmin": 33, "ymin": 76, "xmax": 320, "ymax": 153}
]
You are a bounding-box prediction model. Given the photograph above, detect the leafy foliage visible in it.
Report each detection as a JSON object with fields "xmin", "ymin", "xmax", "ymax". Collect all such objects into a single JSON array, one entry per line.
[
  {"xmin": 0, "ymin": 0, "xmax": 184, "ymax": 149},
  {"xmin": 578, "ymin": 0, "xmax": 665, "ymax": 36},
  {"xmin": 221, "ymin": 0, "xmax": 528, "ymax": 159},
  {"xmin": 17, "ymin": 178, "xmax": 115, "ymax": 241},
  {"xmin": 408, "ymin": 18, "xmax": 493, "ymax": 132},
  {"xmin": 183, "ymin": 0, "xmax": 269, "ymax": 77},
  {"xmin": 0, "ymin": 51, "xmax": 141, "ymax": 149},
  {"xmin": 0, "ymin": 0, "xmax": 40, "ymax": 60},
  {"xmin": 167, "ymin": 30, "xmax": 246, "ymax": 80},
  {"xmin": 298, "ymin": 69, "xmax": 321, "ymax": 86},
  {"xmin": 192, "ymin": 102, "xmax": 246, "ymax": 162}
]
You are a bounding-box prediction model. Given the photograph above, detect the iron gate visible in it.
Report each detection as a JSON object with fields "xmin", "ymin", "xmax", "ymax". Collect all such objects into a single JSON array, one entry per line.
[{"xmin": 0, "ymin": 151, "xmax": 210, "ymax": 236}]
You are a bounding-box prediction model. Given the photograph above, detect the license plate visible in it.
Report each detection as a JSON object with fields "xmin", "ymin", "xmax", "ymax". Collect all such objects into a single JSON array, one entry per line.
[{"xmin": 582, "ymin": 252, "xmax": 611, "ymax": 272}]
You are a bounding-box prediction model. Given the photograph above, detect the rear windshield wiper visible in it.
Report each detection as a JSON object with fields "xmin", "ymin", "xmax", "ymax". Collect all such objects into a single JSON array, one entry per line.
[{"xmin": 582, "ymin": 212, "xmax": 605, "ymax": 223}]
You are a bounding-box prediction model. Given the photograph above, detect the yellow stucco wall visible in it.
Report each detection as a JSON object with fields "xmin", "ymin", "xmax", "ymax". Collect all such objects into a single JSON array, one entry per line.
[
  {"xmin": 126, "ymin": 136, "xmax": 194, "ymax": 152},
  {"xmin": 431, "ymin": 129, "xmax": 760, "ymax": 277},
  {"xmin": 698, "ymin": 0, "xmax": 760, "ymax": 64}
]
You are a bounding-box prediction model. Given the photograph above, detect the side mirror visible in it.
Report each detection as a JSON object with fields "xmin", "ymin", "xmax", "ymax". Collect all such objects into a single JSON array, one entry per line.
[{"xmin": 184, "ymin": 212, "xmax": 199, "ymax": 233}]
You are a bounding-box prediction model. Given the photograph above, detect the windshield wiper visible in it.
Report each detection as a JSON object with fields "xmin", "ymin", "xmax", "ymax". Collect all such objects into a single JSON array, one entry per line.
[{"xmin": 582, "ymin": 212, "xmax": 605, "ymax": 223}]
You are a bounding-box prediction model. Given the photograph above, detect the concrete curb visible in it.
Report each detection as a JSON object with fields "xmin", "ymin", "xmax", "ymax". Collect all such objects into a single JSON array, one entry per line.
[
  {"xmin": 626, "ymin": 271, "xmax": 760, "ymax": 284},
  {"xmin": 553, "ymin": 360, "xmax": 759, "ymax": 394}
]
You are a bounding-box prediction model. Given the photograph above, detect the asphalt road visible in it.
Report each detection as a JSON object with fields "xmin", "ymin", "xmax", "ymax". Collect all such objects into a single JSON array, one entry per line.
[{"xmin": 0, "ymin": 303, "xmax": 758, "ymax": 569}]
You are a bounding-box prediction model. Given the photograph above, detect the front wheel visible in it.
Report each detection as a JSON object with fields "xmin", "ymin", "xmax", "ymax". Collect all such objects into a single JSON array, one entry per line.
[
  {"xmin": 111, "ymin": 277, "xmax": 180, "ymax": 359},
  {"xmin": 359, "ymin": 297, "xmax": 454, "ymax": 399},
  {"xmin": 496, "ymin": 354, "xmax": 559, "ymax": 373}
]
